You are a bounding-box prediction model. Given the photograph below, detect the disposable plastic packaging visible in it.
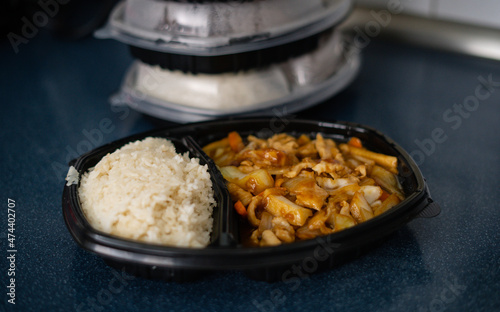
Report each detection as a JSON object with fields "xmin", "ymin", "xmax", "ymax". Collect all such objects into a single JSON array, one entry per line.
[
  {"xmin": 63, "ymin": 118, "xmax": 440, "ymax": 282},
  {"xmin": 95, "ymin": 0, "xmax": 358, "ymax": 121}
]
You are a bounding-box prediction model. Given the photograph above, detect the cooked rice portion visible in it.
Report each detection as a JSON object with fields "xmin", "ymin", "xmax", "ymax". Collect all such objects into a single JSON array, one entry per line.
[{"xmin": 78, "ymin": 137, "xmax": 215, "ymax": 248}]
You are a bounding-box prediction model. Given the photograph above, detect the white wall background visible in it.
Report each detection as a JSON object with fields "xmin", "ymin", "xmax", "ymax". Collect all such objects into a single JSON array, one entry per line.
[{"xmin": 355, "ymin": 0, "xmax": 500, "ymax": 29}]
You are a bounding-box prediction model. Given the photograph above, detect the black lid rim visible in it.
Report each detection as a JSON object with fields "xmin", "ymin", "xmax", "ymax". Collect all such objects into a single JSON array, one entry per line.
[{"xmin": 128, "ymin": 28, "xmax": 334, "ymax": 74}]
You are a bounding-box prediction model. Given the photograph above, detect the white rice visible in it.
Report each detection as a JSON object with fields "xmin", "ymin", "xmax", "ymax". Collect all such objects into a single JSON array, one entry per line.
[
  {"xmin": 134, "ymin": 61, "xmax": 289, "ymax": 109},
  {"xmin": 65, "ymin": 166, "xmax": 79, "ymax": 186},
  {"xmin": 78, "ymin": 137, "xmax": 215, "ymax": 248}
]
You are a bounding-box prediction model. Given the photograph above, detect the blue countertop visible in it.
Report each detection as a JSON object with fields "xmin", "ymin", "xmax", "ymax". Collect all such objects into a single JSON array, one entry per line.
[{"xmin": 1, "ymin": 29, "xmax": 499, "ymax": 312}]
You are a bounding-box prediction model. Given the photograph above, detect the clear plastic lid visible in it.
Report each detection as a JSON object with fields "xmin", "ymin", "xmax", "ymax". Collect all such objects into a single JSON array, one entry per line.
[
  {"xmin": 110, "ymin": 32, "xmax": 361, "ymax": 123},
  {"xmin": 95, "ymin": 0, "xmax": 352, "ymax": 56}
]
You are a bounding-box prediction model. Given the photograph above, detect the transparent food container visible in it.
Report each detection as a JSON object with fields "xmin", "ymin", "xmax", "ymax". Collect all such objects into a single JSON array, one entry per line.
[
  {"xmin": 110, "ymin": 31, "xmax": 361, "ymax": 123},
  {"xmin": 97, "ymin": 0, "xmax": 357, "ymax": 122}
]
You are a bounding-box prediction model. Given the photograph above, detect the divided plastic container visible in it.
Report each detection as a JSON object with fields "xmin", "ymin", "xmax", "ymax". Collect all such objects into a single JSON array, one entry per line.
[{"xmin": 62, "ymin": 118, "xmax": 440, "ymax": 282}]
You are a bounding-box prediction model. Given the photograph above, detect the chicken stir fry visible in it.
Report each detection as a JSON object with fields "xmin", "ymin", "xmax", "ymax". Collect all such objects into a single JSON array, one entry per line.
[{"xmin": 203, "ymin": 132, "xmax": 405, "ymax": 247}]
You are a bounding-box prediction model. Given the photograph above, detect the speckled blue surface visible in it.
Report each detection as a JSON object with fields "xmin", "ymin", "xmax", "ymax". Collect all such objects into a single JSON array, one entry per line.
[{"xmin": 1, "ymin": 30, "xmax": 499, "ymax": 312}]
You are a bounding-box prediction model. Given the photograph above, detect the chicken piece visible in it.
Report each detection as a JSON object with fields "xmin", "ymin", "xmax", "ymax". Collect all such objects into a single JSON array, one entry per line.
[
  {"xmin": 353, "ymin": 165, "xmax": 367, "ymax": 178},
  {"xmin": 235, "ymin": 141, "xmax": 258, "ymax": 160},
  {"xmin": 267, "ymin": 133, "xmax": 299, "ymax": 155},
  {"xmin": 315, "ymin": 134, "xmax": 338, "ymax": 160},
  {"xmin": 260, "ymin": 230, "xmax": 282, "ymax": 246},
  {"xmin": 316, "ymin": 176, "xmax": 334, "ymax": 189},
  {"xmin": 226, "ymin": 182, "xmax": 253, "ymax": 206},
  {"xmin": 312, "ymin": 160, "xmax": 350, "ymax": 179},
  {"xmin": 282, "ymin": 176, "xmax": 328, "ymax": 210},
  {"xmin": 316, "ymin": 175, "xmax": 359, "ymax": 191},
  {"xmin": 307, "ymin": 209, "xmax": 334, "ymax": 231},
  {"xmin": 334, "ymin": 152, "xmax": 345, "ymax": 164},
  {"xmin": 250, "ymin": 229, "xmax": 261, "ymax": 246},
  {"xmin": 264, "ymin": 195, "xmax": 313, "ymax": 226},
  {"xmin": 247, "ymin": 135, "xmax": 267, "ymax": 149},
  {"xmin": 296, "ymin": 134, "xmax": 311, "ymax": 146},
  {"xmin": 349, "ymin": 191, "xmax": 374, "ymax": 223},
  {"xmin": 261, "ymin": 187, "xmax": 288, "ymax": 198},
  {"xmin": 249, "ymin": 212, "xmax": 277, "ymax": 246},
  {"xmin": 288, "ymin": 154, "xmax": 300, "ymax": 166},
  {"xmin": 237, "ymin": 148, "xmax": 292, "ymax": 168},
  {"xmin": 296, "ymin": 209, "xmax": 334, "ymax": 240},
  {"xmin": 271, "ymin": 217, "xmax": 295, "ymax": 243},
  {"xmin": 327, "ymin": 193, "xmax": 352, "ymax": 215},
  {"xmin": 295, "ymin": 226, "xmax": 321, "ymax": 240},
  {"xmin": 283, "ymin": 158, "xmax": 316, "ymax": 178},
  {"xmin": 297, "ymin": 170, "xmax": 316, "ymax": 179},
  {"xmin": 270, "ymin": 141, "xmax": 298, "ymax": 155},
  {"xmin": 267, "ymin": 133, "xmax": 295, "ymax": 144},
  {"xmin": 326, "ymin": 200, "xmax": 351, "ymax": 227},
  {"xmin": 297, "ymin": 141, "xmax": 318, "ymax": 158}
]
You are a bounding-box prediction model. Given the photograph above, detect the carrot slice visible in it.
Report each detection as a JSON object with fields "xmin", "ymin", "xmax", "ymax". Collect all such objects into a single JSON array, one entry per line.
[
  {"xmin": 348, "ymin": 137, "xmax": 363, "ymax": 148},
  {"xmin": 228, "ymin": 131, "xmax": 245, "ymax": 153},
  {"xmin": 379, "ymin": 190, "xmax": 390, "ymax": 202},
  {"xmin": 234, "ymin": 200, "xmax": 248, "ymax": 217}
]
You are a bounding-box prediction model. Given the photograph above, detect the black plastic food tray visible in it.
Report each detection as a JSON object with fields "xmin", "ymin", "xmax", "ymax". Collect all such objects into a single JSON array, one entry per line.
[{"xmin": 62, "ymin": 118, "xmax": 440, "ymax": 282}]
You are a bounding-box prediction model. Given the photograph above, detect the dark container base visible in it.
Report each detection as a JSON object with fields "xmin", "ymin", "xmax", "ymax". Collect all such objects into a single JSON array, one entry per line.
[{"xmin": 104, "ymin": 258, "xmax": 207, "ymax": 283}]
